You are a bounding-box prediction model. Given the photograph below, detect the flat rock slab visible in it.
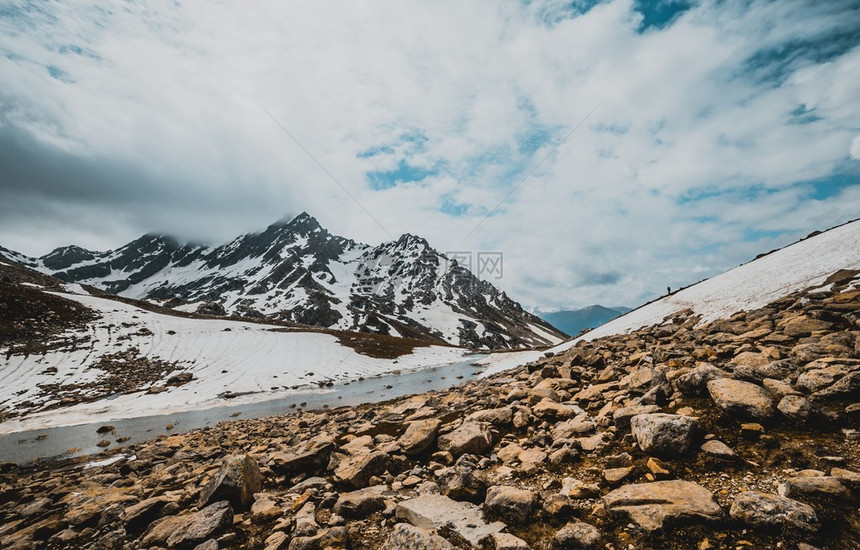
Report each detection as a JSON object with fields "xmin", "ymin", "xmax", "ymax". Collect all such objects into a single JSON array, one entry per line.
[
  {"xmin": 396, "ymin": 494, "xmax": 505, "ymax": 547},
  {"xmin": 730, "ymin": 491, "xmax": 818, "ymax": 531},
  {"xmin": 707, "ymin": 378, "xmax": 775, "ymax": 420},
  {"xmin": 603, "ymin": 480, "xmax": 722, "ymax": 532},
  {"xmin": 381, "ymin": 523, "xmax": 454, "ymax": 550}
]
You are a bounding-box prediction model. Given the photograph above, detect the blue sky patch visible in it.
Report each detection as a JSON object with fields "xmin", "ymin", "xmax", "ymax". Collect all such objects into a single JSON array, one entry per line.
[
  {"xmin": 634, "ymin": 0, "xmax": 692, "ymax": 32},
  {"xmin": 367, "ymin": 160, "xmax": 438, "ymax": 190}
]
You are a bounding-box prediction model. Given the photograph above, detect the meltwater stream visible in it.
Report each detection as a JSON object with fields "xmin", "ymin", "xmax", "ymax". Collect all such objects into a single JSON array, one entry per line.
[{"xmin": 0, "ymin": 355, "xmax": 487, "ymax": 465}]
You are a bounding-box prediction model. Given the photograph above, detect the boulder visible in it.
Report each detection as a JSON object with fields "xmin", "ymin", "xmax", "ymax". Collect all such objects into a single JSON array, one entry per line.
[
  {"xmin": 436, "ymin": 463, "xmax": 488, "ymax": 503},
  {"xmin": 396, "ymin": 494, "xmax": 505, "ymax": 547},
  {"xmin": 333, "ymin": 488, "xmax": 387, "ymax": 519},
  {"xmin": 437, "ymin": 422, "xmax": 493, "ymax": 457},
  {"xmin": 269, "ymin": 436, "xmax": 335, "ymax": 476},
  {"xmin": 602, "ymin": 480, "xmax": 722, "ymax": 532},
  {"xmin": 484, "ymin": 486, "xmax": 538, "ymax": 524},
  {"xmin": 399, "ymin": 419, "xmax": 441, "ymax": 456},
  {"xmin": 777, "ymin": 395, "xmax": 812, "ymax": 421},
  {"xmin": 143, "ymin": 501, "xmax": 233, "ymax": 548},
  {"xmin": 706, "ymin": 379, "xmax": 775, "ymax": 420},
  {"xmin": 629, "ymin": 413, "xmax": 697, "ymax": 456},
  {"xmin": 381, "ymin": 524, "xmax": 453, "ymax": 550},
  {"xmin": 673, "ymin": 364, "xmax": 726, "ymax": 396},
  {"xmin": 729, "ymin": 491, "xmax": 818, "ymax": 531},
  {"xmin": 333, "ymin": 450, "xmax": 391, "ymax": 489},
  {"xmin": 198, "ymin": 454, "xmax": 262, "ymax": 510}
]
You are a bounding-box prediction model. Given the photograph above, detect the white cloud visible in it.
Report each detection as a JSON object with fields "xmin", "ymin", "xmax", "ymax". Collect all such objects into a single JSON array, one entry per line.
[{"xmin": 0, "ymin": 0, "xmax": 858, "ymax": 310}]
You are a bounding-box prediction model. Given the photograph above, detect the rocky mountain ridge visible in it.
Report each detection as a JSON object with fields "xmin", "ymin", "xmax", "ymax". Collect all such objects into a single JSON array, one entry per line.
[{"xmin": 1, "ymin": 213, "xmax": 564, "ymax": 350}]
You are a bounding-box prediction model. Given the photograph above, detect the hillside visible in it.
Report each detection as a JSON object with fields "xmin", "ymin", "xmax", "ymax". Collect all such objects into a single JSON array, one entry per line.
[{"xmin": 1, "ymin": 226, "xmax": 858, "ymax": 549}]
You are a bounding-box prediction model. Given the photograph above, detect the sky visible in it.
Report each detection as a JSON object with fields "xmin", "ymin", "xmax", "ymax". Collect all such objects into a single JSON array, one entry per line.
[{"xmin": 1, "ymin": 0, "xmax": 859, "ymax": 311}]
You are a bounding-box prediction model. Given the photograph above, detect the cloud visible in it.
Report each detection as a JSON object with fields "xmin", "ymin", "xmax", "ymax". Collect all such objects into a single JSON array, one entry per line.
[{"xmin": 0, "ymin": 0, "xmax": 858, "ymax": 310}]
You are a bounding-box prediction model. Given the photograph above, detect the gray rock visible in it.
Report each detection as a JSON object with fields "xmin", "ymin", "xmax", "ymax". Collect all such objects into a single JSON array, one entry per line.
[
  {"xmin": 399, "ymin": 419, "xmax": 441, "ymax": 456},
  {"xmin": 437, "ymin": 422, "xmax": 493, "ymax": 457},
  {"xmin": 629, "ymin": 413, "xmax": 697, "ymax": 456},
  {"xmin": 269, "ymin": 435, "xmax": 335, "ymax": 476},
  {"xmin": 778, "ymin": 476, "xmax": 852, "ymax": 501},
  {"xmin": 777, "ymin": 395, "xmax": 812, "ymax": 421},
  {"xmin": 396, "ymin": 494, "xmax": 505, "ymax": 547},
  {"xmin": 729, "ymin": 491, "xmax": 818, "ymax": 531},
  {"xmin": 673, "ymin": 364, "xmax": 727, "ymax": 396},
  {"xmin": 436, "ymin": 463, "xmax": 488, "ymax": 503},
  {"xmin": 552, "ymin": 521, "xmax": 602, "ymax": 549},
  {"xmin": 491, "ymin": 532, "xmax": 532, "ymax": 549},
  {"xmin": 484, "ymin": 486, "xmax": 538, "ymax": 524},
  {"xmin": 706, "ymin": 378, "xmax": 775, "ymax": 420},
  {"xmin": 333, "ymin": 450, "xmax": 392, "ymax": 489},
  {"xmin": 700, "ymin": 440, "xmax": 736, "ymax": 459},
  {"xmin": 198, "ymin": 454, "xmax": 262, "ymax": 510},
  {"xmin": 142, "ymin": 501, "xmax": 233, "ymax": 548},
  {"xmin": 602, "ymin": 480, "xmax": 722, "ymax": 532},
  {"xmin": 333, "ymin": 488, "xmax": 387, "ymax": 519},
  {"xmin": 381, "ymin": 524, "xmax": 453, "ymax": 550}
]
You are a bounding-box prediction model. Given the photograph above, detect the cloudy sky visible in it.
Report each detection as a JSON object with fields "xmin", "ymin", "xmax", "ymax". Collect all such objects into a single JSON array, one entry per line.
[{"xmin": 1, "ymin": 0, "xmax": 859, "ymax": 311}]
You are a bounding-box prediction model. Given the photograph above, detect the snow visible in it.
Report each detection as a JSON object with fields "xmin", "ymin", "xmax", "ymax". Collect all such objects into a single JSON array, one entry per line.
[
  {"xmin": 0, "ymin": 291, "xmax": 471, "ymax": 434},
  {"xmin": 479, "ymin": 220, "xmax": 860, "ymax": 374}
]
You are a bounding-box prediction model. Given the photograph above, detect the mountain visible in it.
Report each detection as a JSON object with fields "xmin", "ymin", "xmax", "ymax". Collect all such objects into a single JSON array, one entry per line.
[
  {"xmin": 1, "ymin": 213, "xmax": 564, "ymax": 350},
  {"xmin": 536, "ymin": 304, "xmax": 629, "ymax": 337}
]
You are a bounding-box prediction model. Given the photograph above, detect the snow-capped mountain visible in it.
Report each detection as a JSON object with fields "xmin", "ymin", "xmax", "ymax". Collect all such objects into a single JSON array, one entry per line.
[{"xmin": 3, "ymin": 213, "xmax": 564, "ymax": 349}]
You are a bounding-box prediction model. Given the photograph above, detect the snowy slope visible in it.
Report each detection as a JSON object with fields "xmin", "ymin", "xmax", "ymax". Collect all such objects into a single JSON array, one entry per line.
[
  {"xmin": 0, "ymin": 285, "xmax": 471, "ymax": 433},
  {"xmin": 479, "ymin": 220, "xmax": 860, "ymax": 374},
  {"xmin": 2, "ymin": 214, "xmax": 564, "ymax": 350}
]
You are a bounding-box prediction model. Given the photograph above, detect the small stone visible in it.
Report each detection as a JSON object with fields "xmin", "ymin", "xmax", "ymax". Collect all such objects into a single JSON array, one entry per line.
[
  {"xmin": 491, "ymin": 532, "xmax": 532, "ymax": 550},
  {"xmin": 700, "ymin": 440, "xmax": 736, "ymax": 459},
  {"xmin": 603, "ymin": 467, "xmax": 634, "ymax": 484},
  {"xmin": 552, "ymin": 521, "xmax": 603, "ymax": 549},
  {"xmin": 777, "ymin": 395, "xmax": 812, "ymax": 421},
  {"xmin": 437, "ymin": 422, "xmax": 493, "ymax": 457},
  {"xmin": 740, "ymin": 423, "xmax": 764, "ymax": 440},
  {"xmin": 646, "ymin": 457, "xmax": 671, "ymax": 478}
]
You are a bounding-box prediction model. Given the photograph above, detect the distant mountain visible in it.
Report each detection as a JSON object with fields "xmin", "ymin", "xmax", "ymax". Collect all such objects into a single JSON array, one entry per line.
[
  {"xmin": 1, "ymin": 213, "xmax": 565, "ymax": 350},
  {"xmin": 536, "ymin": 304, "xmax": 629, "ymax": 337}
]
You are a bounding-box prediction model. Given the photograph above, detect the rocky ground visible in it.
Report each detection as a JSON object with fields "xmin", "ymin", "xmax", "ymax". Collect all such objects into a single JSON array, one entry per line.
[{"xmin": 1, "ymin": 269, "xmax": 859, "ymax": 549}]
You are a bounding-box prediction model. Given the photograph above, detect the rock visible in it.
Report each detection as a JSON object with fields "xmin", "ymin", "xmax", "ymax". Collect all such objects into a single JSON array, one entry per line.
[
  {"xmin": 815, "ymin": 371, "xmax": 860, "ymax": 398},
  {"xmin": 602, "ymin": 480, "xmax": 722, "ymax": 532},
  {"xmin": 269, "ymin": 435, "xmax": 335, "ymax": 476},
  {"xmin": 333, "ymin": 450, "xmax": 391, "ymax": 489},
  {"xmin": 96, "ymin": 425, "xmax": 115, "ymax": 434},
  {"xmin": 491, "ymin": 532, "xmax": 532, "ymax": 549},
  {"xmin": 123, "ymin": 496, "xmax": 172, "ymax": 533},
  {"xmin": 293, "ymin": 502, "xmax": 319, "ymax": 537},
  {"xmin": 646, "ymin": 457, "xmax": 671, "ymax": 479},
  {"xmin": 288, "ymin": 526, "xmax": 347, "ymax": 550},
  {"xmin": 673, "ymin": 364, "xmax": 727, "ymax": 396},
  {"xmin": 380, "ymin": 523, "xmax": 453, "ymax": 550},
  {"xmin": 777, "ymin": 395, "xmax": 812, "ymax": 421},
  {"xmin": 762, "ymin": 378, "xmax": 800, "ymax": 400},
  {"xmin": 706, "ymin": 378, "xmax": 775, "ymax": 420},
  {"xmin": 264, "ymin": 532, "xmax": 288, "ymax": 550},
  {"xmin": 629, "ymin": 413, "xmax": 697, "ymax": 456},
  {"xmin": 778, "ymin": 476, "xmax": 852, "ymax": 501},
  {"xmin": 396, "ymin": 494, "xmax": 505, "ymax": 547},
  {"xmin": 533, "ymin": 399, "xmax": 580, "ymax": 419},
  {"xmin": 193, "ymin": 541, "xmax": 218, "ymax": 550},
  {"xmin": 198, "ymin": 454, "xmax": 262, "ymax": 510},
  {"xmin": 782, "ymin": 317, "xmax": 832, "ymax": 337},
  {"xmin": 552, "ymin": 415, "xmax": 596, "ymax": 438},
  {"xmin": 437, "ymin": 422, "xmax": 493, "ymax": 457},
  {"xmin": 166, "ymin": 372, "xmax": 194, "ymax": 385},
  {"xmin": 484, "ymin": 486, "xmax": 538, "ymax": 524},
  {"xmin": 552, "ymin": 521, "xmax": 603, "ymax": 549},
  {"xmin": 700, "ymin": 440, "xmax": 736, "ymax": 459},
  {"xmin": 143, "ymin": 501, "xmax": 233, "ymax": 548},
  {"xmin": 333, "ymin": 488, "xmax": 387, "ymax": 519},
  {"xmin": 399, "ymin": 419, "xmax": 441, "ymax": 456},
  {"xmin": 729, "ymin": 491, "xmax": 818, "ymax": 531},
  {"xmin": 603, "ymin": 467, "xmax": 634, "ymax": 484},
  {"xmin": 740, "ymin": 423, "xmax": 764, "ymax": 440},
  {"xmin": 436, "ymin": 462, "xmax": 488, "ymax": 503},
  {"xmin": 466, "ymin": 408, "xmax": 513, "ymax": 426},
  {"xmin": 562, "ymin": 477, "xmax": 601, "ymax": 499},
  {"xmin": 251, "ymin": 494, "xmax": 282, "ymax": 524}
]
